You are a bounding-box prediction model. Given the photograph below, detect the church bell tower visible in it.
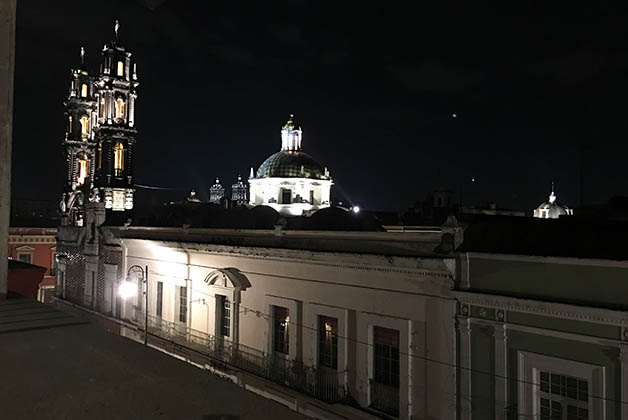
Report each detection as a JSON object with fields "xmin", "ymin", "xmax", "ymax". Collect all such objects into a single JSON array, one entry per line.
[
  {"xmin": 60, "ymin": 21, "xmax": 139, "ymax": 226},
  {"xmin": 93, "ymin": 20, "xmax": 139, "ymax": 212},
  {"xmin": 60, "ymin": 47, "xmax": 98, "ymax": 226}
]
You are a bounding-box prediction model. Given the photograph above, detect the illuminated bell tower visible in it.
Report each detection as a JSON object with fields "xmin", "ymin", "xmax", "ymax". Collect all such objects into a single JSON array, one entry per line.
[
  {"xmin": 93, "ymin": 21, "xmax": 139, "ymax": 212},
  {"xmin": 60, "ymin": 47, "xmax": 98, "ymax": 226}
]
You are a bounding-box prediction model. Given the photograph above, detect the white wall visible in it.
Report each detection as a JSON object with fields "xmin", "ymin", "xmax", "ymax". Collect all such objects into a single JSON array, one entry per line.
[{"xmin": 121, "ymin": 238, "xmax": 457, "ymax": 420}]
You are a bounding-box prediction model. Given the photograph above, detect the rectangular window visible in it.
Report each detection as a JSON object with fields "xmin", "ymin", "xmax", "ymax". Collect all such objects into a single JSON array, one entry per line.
[
  {"xmin": 117, "ymin": 61, "xmax": 124, "ymax": 77},
  {"xmin": 273, "ymin": 306, "xmax": 289, "ymax": 355},
  {"xmin": 81, "ymin": 83, "xmax": 88, "ymax": 98},
  {"xmin": 318, "ymin": 315, "xmax": 338, "ymax": 369},
  {"xmin": 310, "ymin": 190, "xmax": 315, "ymax": 205},
  {"xmin": 539, "ymin": 371, "xmax": 588, "ymax": 420},
  {"xmin": 17, "ymin": 253, "xmax": 32, "ymax": 264},
  {"xmin": 371, "ymin": 326, "xmax": 400, "ymax": 417},
  {"xmin": 218, "ymin": 295, "xmax": 231, "ymax": 338},
  {"xmin": 281, "ymin": 189, "xmax": 292, "ymax": 204},
  {"xmin": 178, "ymin": 286, "xmax": 187, "ymax": 323},
  {"xmin": 373, "ymin": 326, "xmax": 400, "ymax": 387},
  {"xmin": 156, "ymin": 281, "xmax": 163, "ymax": 317}
]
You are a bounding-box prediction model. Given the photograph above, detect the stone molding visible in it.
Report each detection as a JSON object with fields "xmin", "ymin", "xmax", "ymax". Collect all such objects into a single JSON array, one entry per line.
[{"xmin": 455, "ymin": 291, "xmax": 628, "ymax": 326}]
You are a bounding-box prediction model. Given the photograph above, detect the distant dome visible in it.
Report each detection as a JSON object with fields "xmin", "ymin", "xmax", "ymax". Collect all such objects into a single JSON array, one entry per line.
[
  {"xmin": 534, "ymin": 185, "xmax": 573, "ymax": 219},
  {"xmin": 256, "ymin": 151, "xmax": 329, "ymax": 180}
]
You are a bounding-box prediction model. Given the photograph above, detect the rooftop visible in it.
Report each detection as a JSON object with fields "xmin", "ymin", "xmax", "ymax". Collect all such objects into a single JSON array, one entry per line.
[{"xmin": 0, "ymin": 297, "xmax": 308, "ymax": 420}]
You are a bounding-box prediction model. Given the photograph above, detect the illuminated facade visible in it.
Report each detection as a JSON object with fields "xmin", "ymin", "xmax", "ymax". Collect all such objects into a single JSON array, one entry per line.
[
  {"xmin": 209, "ymin": 178, "xmax": 225, "ymax": 204},
  {"xmin": 230, "ymin": 175, "xmax": 248, "ymax": 204},
  {"xmin": 533, "ymin": 184, "xmax": 573, "ymax": 219},
  {"xmin": 60, "ymin": 22, "xmax": 139, "ymax": 226},
  {"xmin": 249, "ymin": 115, "xmax": 332, "ymax": 216}
]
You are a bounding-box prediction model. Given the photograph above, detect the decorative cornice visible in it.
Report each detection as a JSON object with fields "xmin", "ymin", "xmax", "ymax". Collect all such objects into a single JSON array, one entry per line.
[{"xmin": 455, "ymin": 291, "xmax": 628, "ymax": 326}]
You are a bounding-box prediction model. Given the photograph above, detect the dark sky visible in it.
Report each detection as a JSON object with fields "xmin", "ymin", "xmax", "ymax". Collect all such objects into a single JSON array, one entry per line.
[{"xmin": 11, "ymin": 2, "xmax": 628, "ymax": 212}]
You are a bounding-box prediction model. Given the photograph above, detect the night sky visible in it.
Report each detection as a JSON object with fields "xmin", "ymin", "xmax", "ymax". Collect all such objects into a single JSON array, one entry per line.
[{"xmin": 11, "ymin": 2, "xmax": 628, "ymax": 212}]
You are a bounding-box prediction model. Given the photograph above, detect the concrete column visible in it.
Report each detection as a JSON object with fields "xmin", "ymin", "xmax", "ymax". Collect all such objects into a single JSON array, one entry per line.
[
  {"xmin": 494, "ymin": 323, "xmax": 508, "ymax": 420},
  {"xmin": 458, "ymin": 317, "xmax": 472, "ymax": 420},
  {"xmin": 0, "ymin": 0, "xmax": 16, "ymax": 300},
  {"xmin": 621, "ymin": 343, "xmax": 628, "ymax": 420}
]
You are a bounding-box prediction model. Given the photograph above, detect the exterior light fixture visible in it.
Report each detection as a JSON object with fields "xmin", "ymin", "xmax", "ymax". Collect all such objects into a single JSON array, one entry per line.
[
  {"xmin": 118, "ymin": 281, "xmax": 136, "ymax": 299},
  {"xmin": 352, "ymin": 206, "xmax": 360, "ymax": 214}
]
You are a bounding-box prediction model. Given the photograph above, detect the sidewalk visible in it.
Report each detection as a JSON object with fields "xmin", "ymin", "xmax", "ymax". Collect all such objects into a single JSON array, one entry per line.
[{"xmin": 0, "ymin": 296, "xmax": 309, "ymax": 420}]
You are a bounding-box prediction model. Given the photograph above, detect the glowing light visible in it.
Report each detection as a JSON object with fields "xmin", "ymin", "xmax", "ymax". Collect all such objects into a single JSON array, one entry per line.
[
  {"xmin": 452, "ymin": 113, "xmax": 457, "ymax": 118},
  {"xmin": 352, "ymin": 206, "xmax": 360, "ymax": 213},
  {"xmin": 118, "ymin": 281, "xmax": 136, "ymax": 299}
]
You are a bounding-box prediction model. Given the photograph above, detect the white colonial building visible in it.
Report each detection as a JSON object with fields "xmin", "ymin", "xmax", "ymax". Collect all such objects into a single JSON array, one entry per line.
[{"xmin": 249, "ymin": 115, "xmax": 333, "ymax": 216}]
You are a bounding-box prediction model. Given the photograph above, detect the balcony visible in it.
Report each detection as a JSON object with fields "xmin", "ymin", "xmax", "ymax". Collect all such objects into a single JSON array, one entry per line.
[
  {"xmin": 369, "ymin": 379, "xmax": 400, "ymax": 417},
  {"xmin": 146, "ymin": 314, "xmax": 345, "ymax": 404}
]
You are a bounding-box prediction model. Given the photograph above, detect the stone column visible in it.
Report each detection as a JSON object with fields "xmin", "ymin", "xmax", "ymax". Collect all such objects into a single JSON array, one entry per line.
[
  {"xmin": 0, "ymin": 0, "xmax": 16, "ymax": 300},
  {"xmin": 458, "ymin": 316, "xmax": 472, "ymax": 420},
  {"xmin": 494, "ymin": 322, "xmax": 508, "ymax": 420}
]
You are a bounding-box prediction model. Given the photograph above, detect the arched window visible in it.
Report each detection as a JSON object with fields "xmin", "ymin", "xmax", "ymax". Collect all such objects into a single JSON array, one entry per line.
[
  {"xmin": 77, "ymin": 154, "xmax": 89, "ymax": 186},
  {"xmin": 68, "ymin": 116, "xmax": 72, "ymax": 133},
  {"xmin": 80, "ymin": 116, "xmax": 89, "ymax": 138},
  {"xmin": 117, "ymin": 61, "xmax": 124, "ymax": 77},
  {"xmin": 81, "ymin": 83, "xmax": 88, "ymax": 98},
  {"xmin": 114, "ymin": 143, "xmax": 124, "ymax": 176},
  {"xmin": 97, "ymin": 143, "xmax": 102, "ymax": 169},
  {"xmin": 100, "ymin": 97, "xmax": 105, "ymax": 119},
  {"xmin": 115, "ymin": 98, "xmax": 125, "ymax": 119}
]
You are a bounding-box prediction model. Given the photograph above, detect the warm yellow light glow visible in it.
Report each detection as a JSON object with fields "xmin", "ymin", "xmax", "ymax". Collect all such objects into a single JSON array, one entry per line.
[
  {"xmin": 81, "ymin": 83, "xmax": 88, "ymax": 98},
  {"xmin": 117, "ymin": 61, "xmax": 124, "ymax": 77},
  {"xmin": 325, "ymin": 322, "xmax": 332, "ymax": 332},
  {"xmin": 114, "ymin": 143, "xmax": 124, "ymax": 176},
  {"xmin": 80, "ymin": 116, "xmax": 89, "ymax": 138},
  {"xmin": 77, "ymin": 155, "xmax": 88, "ymax": 186},
  {"xmin": 68, "ymin": 116, "xmax": 72, "ymax": 133},
  {"xmin": 115, "ymin": 98, "xmax": 125, "ymax": 119},
  {"xmin": 97, "ymin": 143, "xmax": 102, "ymax": 169},
  {"xmin": 100, "ymin": 97, "xmax": 105, "ymax": 118}
]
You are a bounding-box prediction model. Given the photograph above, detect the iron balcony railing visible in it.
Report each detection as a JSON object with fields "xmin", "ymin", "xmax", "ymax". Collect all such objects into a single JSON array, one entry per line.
[
  {"xmin": 146, "ymin": 314, "xmax": 345, "ymax": 403},
  {"xmin": 369, "ymin": 379, "xmax": 400, "ymax": 417}
]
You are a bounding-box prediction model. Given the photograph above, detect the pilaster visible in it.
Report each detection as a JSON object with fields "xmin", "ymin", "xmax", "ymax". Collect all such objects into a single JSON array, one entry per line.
[
  {"xmin": 458, "ymin": 316, "xmax": 472, "ymax": 420},
  {"xmin": 494, "ymin": 322, "xmax": 508, "ymax": 420},
  {"xmin": 621, "ymin": 343, "xmax": 628, "ymax": 420}
]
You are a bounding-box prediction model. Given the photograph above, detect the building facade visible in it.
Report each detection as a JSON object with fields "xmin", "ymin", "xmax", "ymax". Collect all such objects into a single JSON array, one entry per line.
[
  {"xmin": 60, "ymin": 22, "xmax": 139, "ymax": 226},
  {"xmin": 249, "ymin": 115, "xmax": 333, "ymax": 216},
  {"xmin": 8, "ymin": 227, "xmax": 57, "ymax": 302},
  {"xmin": 56, "ymin": 220, "xmax": 458, "ymax": 420},
  {"xmin": 55, "ymin": 212, "xmax": 628, "ymax": 420}
]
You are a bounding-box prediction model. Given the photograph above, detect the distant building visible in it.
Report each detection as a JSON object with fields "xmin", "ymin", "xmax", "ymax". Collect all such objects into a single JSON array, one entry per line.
[
  {"xmin": 209, "ymin": 178, "xmax": 225, "ymax": 204},
  {"xmin": 534, "ymin": 184, "xmax": 573, "ymax": 219},
  {"xmin": 231, "ymin": 175, "xmax": 248, "ymax": 204},
  {"xmin": 8, "ymin": 227, "xmax": 56, "ymax": 302},
  {"xmin": 248, "ymin": 115, "xmax": 333, "ymax": 216},
  {"xmin": 186, "ymin": 190, "xmax": 201, "ymax": 203},
  {"xmin": 59, "ymin": 22, "xmax": 139, "ymax": 227}
]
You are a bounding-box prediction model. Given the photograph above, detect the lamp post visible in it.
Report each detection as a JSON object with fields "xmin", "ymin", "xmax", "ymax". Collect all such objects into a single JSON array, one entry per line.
[{"xmin": 119, "ymin": 264, "xmax": 149, "ymax": 345}]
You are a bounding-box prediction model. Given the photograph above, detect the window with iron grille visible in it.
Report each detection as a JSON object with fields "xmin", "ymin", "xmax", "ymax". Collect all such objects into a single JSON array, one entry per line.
[
  {"xmin": 373, "ymin": 326, "xmax": 400, "ymax": 388},
  {"xmin": 178, "ymin": 286, "xmax": 187, "ymax": 323},
  {"xmin": 539, "ymin": 371, "xmax": 589, "ymax": 420},
  {"xmin": 318, "ymin": 315, "xmax": 338, "ymax": 369},
  {"xmin": 273, "ymin": 306, "xmax": 289, "ymax": 355},
  {"xmin": 156, "ymin": 281, "xmax": 163, "ymax": 317}
]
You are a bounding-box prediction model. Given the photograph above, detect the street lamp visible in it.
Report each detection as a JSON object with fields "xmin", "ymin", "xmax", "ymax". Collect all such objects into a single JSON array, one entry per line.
[{"xmin": 119, "ymin": 265, "xmax": 149, "ymax": 345}]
